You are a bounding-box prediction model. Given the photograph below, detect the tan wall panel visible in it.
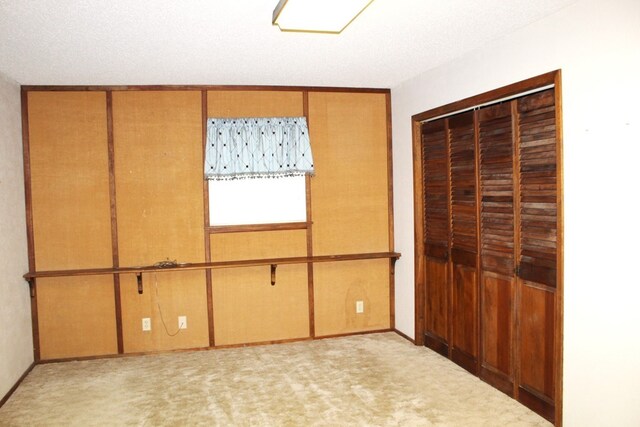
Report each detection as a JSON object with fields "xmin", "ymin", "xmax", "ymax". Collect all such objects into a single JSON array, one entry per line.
[
  {"xmin": 28, "ymin": 91, "xmax": 116, "ymax": 359},
  {"xmin": 119, "ymin": 271, "xmax": 209, "ymax": 353},
  {"xmin": 314, "ymin": 259, "xmax": 390, "ymax": 336},
  {"xmin": 207, "ymin": 91, "xmax": 303, "ymax": 117},
  {"xmin": 28, "ymin": 91, "xmax": 112, "ymax": 270},
  {"xmin": 113, "ymin": 91, "xmax": 208, "ymax": 352},
  {"xmin": 211, "ymin": 231, "xmax": 308, "ymax": 345},
  {"xmin": 210, "ymin": 230, "xmax": 307, "ymax": 261},
  {"xmin": 308, "ymin": 92, "xmax": 389, "ymax": 255},
  {"xmin": 37, "ymin": 276, "xmax": 117, "ymax": 359}
]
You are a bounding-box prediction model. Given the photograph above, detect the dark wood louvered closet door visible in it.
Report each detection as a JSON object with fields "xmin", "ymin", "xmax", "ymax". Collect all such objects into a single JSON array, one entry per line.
[
  {"xmin": 421, "ymin": 119, "xmax": 450, "ymax": 356},
  {"xmin": 447, "ymin": 111, "xmax": 479, "ymax": 374},
  {"xmin": 414, "ymin": 72, "xmax": 562, "ymax": 425},
  {"xmin": 477, "ymin": 102, "xmax": 516, "ymax": 395},
  {"xmin": 515, "ymin": 88, "xmax": 558, "ymax": 421}
]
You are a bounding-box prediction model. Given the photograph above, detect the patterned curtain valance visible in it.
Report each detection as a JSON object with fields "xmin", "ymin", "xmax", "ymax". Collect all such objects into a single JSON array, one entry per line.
[{"xmin": 205, "ymin": 117, "xmax": 314, "ymax": 180}]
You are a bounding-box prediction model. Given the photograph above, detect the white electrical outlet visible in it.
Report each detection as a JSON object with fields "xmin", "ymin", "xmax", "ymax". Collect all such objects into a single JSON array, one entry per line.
[
  {"xmin": 178, "ymin": 315, "xmax": 187, "ymax": 330},
  {"xmin": 356, "ymin": 300, "xmax": 364, "ymax": 314},
  {"xmin": 142, "ymin": 317, "xmax": 151, "ymax": 331}
]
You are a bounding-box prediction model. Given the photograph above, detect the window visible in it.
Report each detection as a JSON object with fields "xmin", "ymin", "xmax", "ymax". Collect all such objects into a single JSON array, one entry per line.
[{"xmin": 208, "ymin": 175, "xmax": 307, "ymax": 226}]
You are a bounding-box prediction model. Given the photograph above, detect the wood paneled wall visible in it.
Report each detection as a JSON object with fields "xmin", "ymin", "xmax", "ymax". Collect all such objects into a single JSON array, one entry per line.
[{"xmin": 22, "ymin": 86, "xmax": 394, "ymax": 360}]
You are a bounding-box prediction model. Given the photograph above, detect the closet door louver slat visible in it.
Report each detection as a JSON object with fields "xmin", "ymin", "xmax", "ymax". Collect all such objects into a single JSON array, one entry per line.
[
  {"xmin": 422, "ymin": 120, "xmax": 450, "ymax": 261},
  {"xmin": 517, "ymin": 89, "xmax": 557, "ymax": 288},
  {"xmin": 448, "ymin": 112, "xmax": 478, "ymax": 266},
  {"xmin": 479, "ymin": 104, "xmax": 515, "ymax": 277}
]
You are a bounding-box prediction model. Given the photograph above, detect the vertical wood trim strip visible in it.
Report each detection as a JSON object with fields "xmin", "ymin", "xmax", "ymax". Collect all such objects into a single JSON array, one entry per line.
[
  {"xmin": 445, "ymin": 118, "xmax": 453, "ymax": 354},
  {"xmin": 202, "ymin": 91, "xmax": 215, "ymax": 347},
  {"xmin": 553, "ymin": 72, "xmax": 564, "ymax": 427},
  {"xmin": 385, "ymin": 93, "xmax": 396, "ymax": 329},
  {"xmin": 21, "ymin": 89, "xmax": 40, "ymax": 362},
  {"xmin": 412, "ymin": 120, "xmax": 425, "ymax": 346},
  {"xmin": 510, "ymin": 99, "xmax": 522, "ymax": 399},
  {"xmin": 473, "ymin": 109, "xmax": 483, "ymax": 369},
  {"xmin": 106, "ymin": 91, "xmax": 124, "ymax": 354},
  {"xmin": 303, "ymin": 91, "xmax": 315, "ymax": 338}
]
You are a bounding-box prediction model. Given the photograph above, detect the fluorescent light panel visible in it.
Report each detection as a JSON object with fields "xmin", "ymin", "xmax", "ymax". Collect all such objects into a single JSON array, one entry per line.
[{"xmin": 273, "ymin": 0, "xmax": 373, "ymax": 33}]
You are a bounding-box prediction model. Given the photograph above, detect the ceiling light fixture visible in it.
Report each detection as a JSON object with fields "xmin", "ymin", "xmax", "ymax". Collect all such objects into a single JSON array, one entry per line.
[{"xmin": 272, "ymin": 0, "xmax": 374, "ymax": 34}]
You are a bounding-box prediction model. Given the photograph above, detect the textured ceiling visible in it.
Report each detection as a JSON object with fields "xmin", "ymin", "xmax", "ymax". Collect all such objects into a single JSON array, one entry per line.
[{"xmin": 0, "ymin": 0, "xmax": 577, "ymax": 88}]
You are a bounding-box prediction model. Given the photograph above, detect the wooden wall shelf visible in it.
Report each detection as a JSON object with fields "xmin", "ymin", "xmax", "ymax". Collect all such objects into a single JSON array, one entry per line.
[{"xmin": 24, "ymin": 252, "xmax": 401, "ymax": 294}]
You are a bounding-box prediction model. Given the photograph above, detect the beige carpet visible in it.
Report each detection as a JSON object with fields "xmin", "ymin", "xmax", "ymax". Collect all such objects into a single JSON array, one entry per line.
[{"xmin": 0, "ymin": 333, "xmax": 551, "ymax": 426}]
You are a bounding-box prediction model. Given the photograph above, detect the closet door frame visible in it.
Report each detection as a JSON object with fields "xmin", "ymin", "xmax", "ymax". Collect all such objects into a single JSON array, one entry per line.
[{"xmin": 412, "ymin": 70, "xmax": 563, "ymax": 426}]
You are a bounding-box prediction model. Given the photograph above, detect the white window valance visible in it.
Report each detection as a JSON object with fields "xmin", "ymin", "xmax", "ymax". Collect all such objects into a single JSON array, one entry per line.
[{"xmin": 205, "ymin": 117, "xmax": 314, "ymax": 180}]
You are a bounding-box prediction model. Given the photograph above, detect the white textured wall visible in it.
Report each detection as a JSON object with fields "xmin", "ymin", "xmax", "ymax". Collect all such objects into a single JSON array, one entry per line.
[
  {"xmin": 391, "ymin": 0, "xmax": 640, "ymax": 425},
  {"xmin": 0, "ymin": 71, "xmax": 32, "ymax": 399}
]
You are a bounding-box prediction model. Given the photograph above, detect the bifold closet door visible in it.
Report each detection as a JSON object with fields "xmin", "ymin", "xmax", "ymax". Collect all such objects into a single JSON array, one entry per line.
[
  {"xmin": 515, "ymin": 88, "xmax": 558, "ymax": 419},
  {"xmin": 421, "ymin": 119, "xmax": 449, "ymax": 356},
  {"xmin": 477, "ymin": 102, "xmax": 516, "ymax": 395},
  {"xmin": 447, "ymin": 111, "xmax": 479, "ymax": 374}
]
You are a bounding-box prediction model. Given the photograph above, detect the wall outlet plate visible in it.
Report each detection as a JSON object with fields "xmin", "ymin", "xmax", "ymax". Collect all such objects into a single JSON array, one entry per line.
[
  {"xmin": 356, "ymin": 300, "xmax": 364, "ymax": 314},
  {"xmin": 142, "ymin": 317, "xmax": 151, "ymax": 331},
  {"xmin": 178, "ymin": 315, "xmax": 187, "ymax": 329}
]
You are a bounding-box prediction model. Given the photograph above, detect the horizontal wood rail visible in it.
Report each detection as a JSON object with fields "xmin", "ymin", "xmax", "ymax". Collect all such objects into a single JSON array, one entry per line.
[{"xmin": 23, "ymin": 252, "xmax": 401, "ymax": 294}]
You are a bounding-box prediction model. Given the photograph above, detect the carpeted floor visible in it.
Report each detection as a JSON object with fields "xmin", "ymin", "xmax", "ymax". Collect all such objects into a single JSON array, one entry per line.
[{"xmin": 0, "ymin": 332, "xmax": 551, "ymax": 426}]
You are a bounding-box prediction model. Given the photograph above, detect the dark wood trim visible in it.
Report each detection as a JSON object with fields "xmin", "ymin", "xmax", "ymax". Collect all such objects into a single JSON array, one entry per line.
[
  {"xmin": 207, "ymin": 221, "xmax": 308, "ymax": 234},
  {"xmin": 20, "ymin": 88, "xmax": 40, "ymax": 362},
  {"xmin": 106, "ymin": 91, "xmax": 124, "ymax": 354},
  {"xmin": 303, "ymin": 91, "xmax": 315, "ymax": 338},
  {"xmin": 412, "ymin": 71, "xmax": 557, "ymax": 123},
  {"xmin": 201, "ymin": 90, "xmax": 216, "ymax": 347},
  {"xmin": 385, "ymin": 92, "xmax": 396, "ymax": 329},
  {"xmin": 394, "ymin": 328, "xmax": 415, "ymax": 344},
  {"xmin": 24, "ymin": 252, "xmax": 402, "ymax": 280},
  {"xmin": 519, "ymin": 385, "xmax": 555, "ymax": 423},
  {"xmin": 445, "ymin": 118, "xmax": 453, "ymax": 356},
  {"xmin": 554, "ymin": 70, "xmax": 564, "ymax": 427},
  {"xmin": 511, "ymin": 99, "xmax": 522, "ymax": 400},
  {"xmin": 473, "ymin": 109, "xmax": 482, "ymax": 376},
  {"xmin": 0, "ymin": 362, "xmax": 36, "ymax": 409},
  {"xmin": 22, "ymin": 85, "xmax": 390, "ymax": 94},
  {"xmin": 412, "ymin": 119, "xmax": 425, "ymax": 346}
]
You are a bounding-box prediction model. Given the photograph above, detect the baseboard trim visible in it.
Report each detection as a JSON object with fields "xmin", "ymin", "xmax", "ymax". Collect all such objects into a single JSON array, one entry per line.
[
  {"xmin": 0, "ymin": 361, "xmax": 36, "ymax": 409},
  {"xmin": 394, "ymin": 329, "xmax": 415, "ymax": 344}
]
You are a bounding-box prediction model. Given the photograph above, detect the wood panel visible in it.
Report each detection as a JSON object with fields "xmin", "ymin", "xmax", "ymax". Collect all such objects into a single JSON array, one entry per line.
[
  {"xmin": 207, "ymin": 90, "xmax": 304, "ymax": 117},
  {"xmin": 314, "ymin": 259, "xmax": 390, "ymax": 337},
  {"xmin": 424, "ymin": 259, "xmax": 448, "ymax": 355},
  {"xmin": 518, "ymin": 282, "xmax": 556, "ymax": 420},
  {"xmin": 308, "ymin": 92, "xmax": 389, "ymax": 255},
  {"xmin": 480, "ymin": 272, "xmax": 514, "ymax": 395},
  {"xmin": 27, "ymin": 91, "xmax": 117, "ymax": 359},
  {"xmin": 451, "ymin": 264, "xmax": 478, "ymax": 373},
  {"xmin": 210, "ymin": 230, "xmax": 309, "ymax": 345},
  {"xmin": 113, "ymin": 91, "xmax": 208, "ymax": 353}
]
